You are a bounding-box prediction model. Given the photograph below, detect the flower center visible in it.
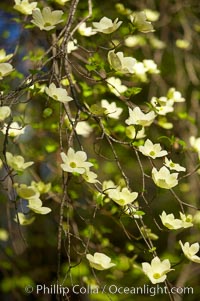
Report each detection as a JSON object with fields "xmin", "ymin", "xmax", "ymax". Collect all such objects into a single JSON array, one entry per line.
[
  {"xmin": 44, "ymin": 22, "xmax": 52, "ymax": 27},
  {"xmin": 70, "ymin": 162, "xmax": 77, "ymax": 168},
  {"xmin": 53, "ymin": 94, "xmax": 58, "ymax": 100},
  {"xmin": 149, "ymin": 151, "xmax": 155, "ymax": 156},
  {"xmin": 153, "ymin": 273, "xmax": 161, "ymax": 279}
]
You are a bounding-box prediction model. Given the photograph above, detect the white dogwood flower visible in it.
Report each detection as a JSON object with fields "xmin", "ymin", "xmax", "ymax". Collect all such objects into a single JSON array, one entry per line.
[
  {"xmin": 0, "ymin": 63, "xmax": 14, "ymax": 79},
  {"xmin": 60, "ymin": 148, "xmax": 93, "ymax": 174},
  {"xmin": 167, "ymin": 88, "xmax": 185, "ymax": 103},
  {"xmin": 86, "ymin": 252, "xmax": 115, "ymax": 270},
  {"xmin": 82, "ymin": 170, "xmax": 99, "ymax": 184},
  {"xmin": 179, "ymin": 241, "xmax": 200, "ymax": 263},
  {"xmin": 107, "ymin": 186, "xmax": 138, "ymax": 206},
  {"xmin": 45, "ymin": 83, "xmax": 73, "ymax": 103},
  {"xmin": 152, "ymin": 166, "xmax": 178, "ymax": 189},
  {"xmin": 92, "ymin": 17, "xmax": 122, "ymax": 34},
  {"xmin": 31, "ymin": 7, "xmax": 63, "ymax": 31},
  {"xmin": 0, "ymin": 106, "xmax": 11, "ymax": 121},
  {"xmin": 101, "ymin": 99, "xmax": 123, "ymax": 119},
  {"xmin": 6, "ymin": 152, "xmax": 34, "ymax": 172},
  {"xmin": 1, "ymin": 122, "xmax": 26, "ymax": 137},
  {"xmin": 164, "ymin": 158, "xmax": 186, "ymax": 172},
  {"xmin": 143, "ymin": 59, "xmax": 160, "ymax": 74},
  {"xmin": 160, "ymin": 211, "xmax": 183, "ymax": 230},
  {"xmin": 138, "ymin": 139, "xmax": 167, "ymax": 159},
  {"xmin": 125, "ymin": 107, "xmax": 156, "ymax": 127},
  {"xmin": 142, "ymin": 256, "xmax": 173, "ymax": 284},
  {"xmin": 106, "ymin": 77, "xmax": 127, "ymax": 96},
  {"xmin": 14, "ymin": 0, "xmax": 37, "ymax": 15},
  {"xmin": 67, "ymin": 39, "xmax": 78, "ymax": 53},
  {"xmin": 179, "ymin": 212, "xmax": 193, "ymax": 228},
  {"xmin": 130, "ymin": 11, "xmax": 154, "ymax": 33},
  {"xmin": 78, "ymin": 22, "xmax": 96, "ymax": 36},
  {"xmin": 108, "ymin": 50, "xmax": 136, "ymax": 73},
  {"xmin": 14, "ymin": 212, "xmax": 35, "ymax": 226},
  {"xmin": 0, "ymin": 49, "xmax": 13, "ymax": 63}
]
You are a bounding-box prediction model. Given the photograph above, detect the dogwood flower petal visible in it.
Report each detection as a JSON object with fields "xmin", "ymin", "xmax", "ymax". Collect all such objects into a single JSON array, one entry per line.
[
  {"xmin": 101, "ymin": 99, "xmax": 123, "ymax": 119},
  {"xmin": 152, "ymin": 166, "xmax": 178, "ymax": 189},
  {"xmin": 92, "ymin": 17, "xmax": 122, "ymax": 34},
  {"xmin": 164, "ymin": 158, "xmax": 186, "ymax": 172},
  {"xmin": 45, "ymin": 83, "xmax": 73, "ymax": 103},
  {"xmin": 0, "ymin": 106, "xmax": 11, "ymax": 121},
  {"xmin": 179, "ymin": 241, "xmax": 200, "ymax": 263},
  {"xmin": 14, "ymin": 0, "xmax": 37, "ymax": 15},
  {"xmin": 125, "ymin": 107, "xmax": 156, "ymax": 127},
  {"xmin": 86, "ymin": 252, "xmax": 115, "ymax": 270}
]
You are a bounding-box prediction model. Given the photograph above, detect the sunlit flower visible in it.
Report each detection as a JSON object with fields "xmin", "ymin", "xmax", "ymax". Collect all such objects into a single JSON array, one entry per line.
[
  {"xmin": 179, "ymin": 241, "xmax": 200, "ymax": 263},
  {"xmin": 125, "ymin": 107, "xmax": 156, "ymax": 127},
  {"xmin": 108, "ymin": 50, "xmax": 136, "ymax": 73},
  {"xmin": 82, "ymin": 170, "xmax": 99, "ymax": 184},
  {"xmin": 0, "ymin": 63, "xmax": 14, "ymax": 79},
  {"xmin": 45, "ymin": 83, "xmax": 73, "ymax": 103},
  {"xmin": 75, "ymin": 121, "xmax": 93, "ymax": 137},
  {"xmin": 0, "ymin": 49, "xmax": 13, "ymax": 63},
  {"xmin": 78, "ymin": 22, "xmax": 96, "ymax": 36},
  {"xmin": 31, "ymin": 7, "xmax": 63, "ymax": 31},
  {"xmin": 6, "ymin": 152, "xmax": 34, "ymax": 172},
  {"xmin": 164, "ymin": 158, "xmax": 186, "ymax": 172},
  {"xmin": 138, "ymin": 139, "xmax": 167, "ymax": 159},
  {"xmin": 167, "ymin": 88, "xmax": 185, "ymax": 103},
  {"xmin": 0, "ymin": 106, "xmax": 11, "ymax": 121},
  {"xmin": 143, "ymin": 59, "xmax": 160, "ymax": 74},
  {"xmin": 27, "ymin": 198, "xmax": 51, "ymax": 215},
  {"xmin": 60, "ymin": 148, "xmax": 93, "ymax": 174},
  {"xmin": 130, "ymin": 11, "xmax": 154, "ymax": 33},
  {"xmin": 14, "ymin": 0, "xmax": 37, "ymax": 15},
  {"xmin": 101, "ymin": 99, "xmax": 123, "ymax": 119},
  {"xmin": 106, "ymin": 77, "xmax": 127, "ymax": 96},
  {"xmin": 144, "ymin": 9, "xmax": 160, "ymax": 22},
  {"xmin": 107, "ymin": 186, "xmax": 138, "ymax": 206},
  {"xmin": 132, "ymin": 62, "xmax": 147, "ymax": 82},
  {"xmin": 1, "ymin": 122, "xmax": 26, "ymax": 137},
  {"xmin": 152, "ymin": 166, "xmax": 178, "ymax": 189},
  {"xmin": 160, "ymin": 211, "xmax": 184, "ymax": 230},
  {"xmin": 86, "ymin": 252, "xmax": 115, "ymax": 270},
  {"xmin": 67, "ymin": 39, "xmax": 78, "ymax": 53},
  {"xmin": 15, "ymin": 183, "xmax": 40, "ymax": 200},
  {"xmin": 123, "ymin": 202, "xmax": 140, "ymax": 219},
  {"xmin": 31, "ymin": 181, "xmax": 51, "ymax": 194},
  {"xmin": 14, "ymin": 212, "xmax": 35, "ymax": 225},
  {"xmin": 151, "ymin": 96, "xmax": 174, "ymax": 116},
  {"xmin": 92, "ymin": 17, "xmax": 122, "ymax": 34},
  {"xmin": 179, "ymin": 212, "xmax": 193, "ymax": 228},
  {"xmin": 142, "ymin": 256, "xmax": 173, "ymax": 284}
]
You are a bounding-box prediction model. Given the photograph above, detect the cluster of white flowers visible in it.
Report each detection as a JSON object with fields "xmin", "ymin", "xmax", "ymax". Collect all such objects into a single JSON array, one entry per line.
[
  {"xmin": 160, "ymin": 211, "xmax": 193, "ymax": 230},
  {"xmin": 151, "ymin": 88, "xmax": 185, "ymax": 116},
  {"xmin": 15, "ymin": 183, "xmax": 51, "ymax": 215}
]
